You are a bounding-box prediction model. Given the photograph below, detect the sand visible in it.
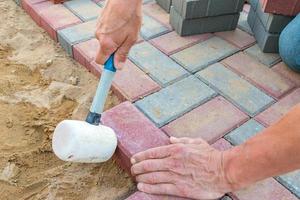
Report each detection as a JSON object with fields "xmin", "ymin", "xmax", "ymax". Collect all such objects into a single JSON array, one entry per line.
[{"xmin": 0, "ymin": 1, "xmax": 134, "ymax": 199}]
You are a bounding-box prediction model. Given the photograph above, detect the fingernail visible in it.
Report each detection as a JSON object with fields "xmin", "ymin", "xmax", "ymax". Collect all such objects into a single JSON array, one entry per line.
[
  {"xmin": 170, "ymin": 137, "xmax": 178, "ymax": 142},
  {"xmin": 137, "ymin": 183, "xmax": 143, "ymax": 190},
  {"xmin": 131, "ymin": 157, "xmax": 136, "ymax": 164}
]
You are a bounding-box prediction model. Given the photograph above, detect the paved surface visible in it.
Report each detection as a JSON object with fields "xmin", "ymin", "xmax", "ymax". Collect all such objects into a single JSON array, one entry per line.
[{"xmin": 18, "ymin": 0, "xmax": 300, "ymax": 199}]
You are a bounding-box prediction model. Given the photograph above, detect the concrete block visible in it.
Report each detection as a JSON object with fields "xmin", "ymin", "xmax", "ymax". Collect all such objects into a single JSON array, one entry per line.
[
  {"xmin": 162, "ymin": 96, "xmax": 248, "ymax": 144},
  {"xmin": 224, "ymin": 119, "xmax": 265, "ymax": 145},
  {"xmin": 141, "ymin": 14, "xmax": 170, "ymax": 40},
  {"xmin": 172, "ymin": 0, "xmax": 244, "ymax": 19},
  {"xmin": 196, "ymin": 63, "xmax": 275, "ymax": 117},
  {"xmin": 129, "ymin": 42, "xmax": 189, "ymax": 87},
  {"xmin": 57, "ymin": 20, "xmax": 97, "ymax": 56},
  {"xmin": 222, "ymin": 52, "xmax": 295, "ymax": 99},
  {"xmin": 255, "ymin": 88, "xmax": 300, "ymax": 126},
  {"xmin": 171, "ymin": 36, "xmax": 238, "ymax": 73},
  {"xmin": 277, "ymin": 170, "xmax": 300, "ymax": 198},
  {"xmin": 143, "ymin": 2, "xmax": 172, "ymax": 30},
  {"xmin": 273, "ymin": 62, "xmax": 300, "ymax": 87},
  {"xmin": 22, "ymin": 0, "xmax": 53, "ymax": 26},
  {"xmin": 260, "ymin": 0, "xmax": 300, "ymax": 17},
  {"xmin": 244, "ymin": 44, "xmax": 281, "ymax": 67},
  {"xmin": 40, "ymin": 4, "xmax": 82, "ymax": 41},
  {"xmin": 249, "ymin": 0, "xmax": 259, "ymax": 11},
  {"xmin": 64, "ymin": 0, "xmax": 102, "ymax": 21},
  {"xmin": 101, "ymin": 102, "xmax": 170, "ymax": 175},
  {"xmin": 156, "ymin": 0, "xmax": 172, "ymax": 13},
  {"xmin": 149, "ymin": 31, "xmax": 212, "ymax": 55},
  {"xmin": 238, "ymin": 11, "xmax": 254, "ymax": 35},
  {"xmin": 135, "ymin": 76, "xmax": 216, "ymax": 127},
  {"xmin": 247, "ymin": 6, "xmax": 256, "ymax": 29},
  {"xmin": 170, "ymin": 6, "xmax": 240, "ymax": 36}
]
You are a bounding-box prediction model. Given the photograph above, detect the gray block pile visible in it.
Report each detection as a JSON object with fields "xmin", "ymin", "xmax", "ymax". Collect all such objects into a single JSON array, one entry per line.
[
  {"xmin": 247, "ymin": 0, "xmax": 293, "ymax": 53},
  {"xmin": 169, "ymin": 0, "xmax": 245, "ymax": 36},
  {"xmin": 156, "ymin": 0, "xmax": 172, "ymax": 13}
]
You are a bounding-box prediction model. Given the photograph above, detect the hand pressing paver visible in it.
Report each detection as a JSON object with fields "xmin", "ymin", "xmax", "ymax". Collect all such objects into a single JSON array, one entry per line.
[
  {"xmin": 135, "ymin": 76, "xmax": 216, "ymax": 127},
  {"xmin": 277, "ymin": 170, "xmax": 300, "ymax": 198},
  {"xmin": 244, "ymin": 44, "xmax": 281, "ymax": 67},
  {"xmin": 224, "ymin": 119, "xmax": 265, "ymax": 145},
  {"xmin": 141, "ymin": 15, "xmax": 170, "ymax": 40},
  {"xmin": 101, "ymin": 101, "xmax": 170, "ymax": 175},
  {"xmin": 149, "ymin": 31, "xmax": 212, "ymax": 55},
  {"xmin": 212, "ymin": 138, "xmax": 232, "ymax": 151},
  {"xmin": 143, "ymin": 2, "xmax": 172, "ymax": 30},
  {"xmin": 40, "ymin": 4, "xmax": 82, "ymax": 41},
  {"xmin": 22, "ymin": 0, "xmax": 53, "ymax": 26},
  {"xmin": 125, "ymin": 191, "xmax": 189, "ymax": 200},
  {"xmin": 237, "ymin": 11, "xmax": 253, "ymax": 35},
  {"xmin": 222, "ymin": 52, "xmax": 295, "ymax": 99},
  {"xmin": 196, "ymin": 63, "xmax": 275, "ymax": 117},
  {"xmin": 90, "ymin": 60, "xmax": 161, "ymax": 102},
  {"xmin": 162, "ymin": 96, "xmax": 248, "ymax": 144},
  {"xmin": 58, "ymin": 19, "xmax": 97, "ymax": 56},
  {"xmin": 273, "ymin": 62, "xmax": 300, "ymax": 87},
  {"xmin": 255, "ymin": 88, "xmax": 300, "ymax": 127},
  {"xmin": 129, "ymin": 42, "xmax": 189, "ymax": 87},
  {"xmin": 171, "ymin": 37, "xmax": 238, "ymax": 73},
  {"xmin": 64, "ymin": 0, "xmax": 102, "ymax": 21},
  {"xmin": 214, "ymin": 28, "xmax": 256, "ymax": 50}
]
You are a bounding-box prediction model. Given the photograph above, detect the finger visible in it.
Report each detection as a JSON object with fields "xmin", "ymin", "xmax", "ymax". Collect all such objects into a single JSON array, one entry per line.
[
  {"xmin": 114, "ymin": 36, "xmax": 136, "ymax": 69},
  {"xmin": 137, "ymin": 183, "xmax": 179, "ymax": 196},
  {"xmin": 136, "ymin": 171, "xmax": 179, "ymax": 184},
  {"xmin": 95, "ymin": 37, "xmax": 118, "ymax": 65},
  {"xmin": 131, "ymin": 159, "xmax": 171, "ymax": 175},
  {"xmin": 170, "ymin": 137, "xmax": 206, "ymax": 145}
]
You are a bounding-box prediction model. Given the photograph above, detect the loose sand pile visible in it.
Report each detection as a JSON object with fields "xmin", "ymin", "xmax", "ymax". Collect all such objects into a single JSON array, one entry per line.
[{"xmin": 0, "ymin": 1, "xmax": 134, "ymax": 199}]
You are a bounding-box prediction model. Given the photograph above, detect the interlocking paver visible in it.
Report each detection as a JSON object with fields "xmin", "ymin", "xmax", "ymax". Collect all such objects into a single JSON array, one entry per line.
[
  {"xmin": 141, "ymin": 14, "xmax": 170, "ymax": 40},
  {"xmin": 273, "ymin": 62, "xmax": 300, "ymax": 87},
  {"xmin": 261, "ymin": 0, "xmax": 300, "ymax": 17},
  {"xmin": 244, "ymin": 44, "xmax": 281, "ymax": 67},
  {"xmin": 162, "ymin": 96, "xmax": 248, "ymax": 144},
  {"xmin": 277, "ymin": 170, "xmax": 300, "ymax": 198},
  {"xmin": 171, "ymin": 37, "xmax": 238, "ymax": 73},
  {"xmin": 215, "ymin": 28, "xmax": 256, "ymax": 50},
  {"xmin": 212, "ymin": 138, "xmax": 232, "ymax": 151},
  {"xmin": 196, "ymin": 63, "xmax": 275, "ymax": 116},
  {"xmin": 101, "ymin": 101, "xmax": 169, "ymax": 174},
  {"xmin": 222, "ymin": 52, "xmax": 295, "ymax": 99},
  {"xmin": 40, "ymin": 4, "xmax": 82, "ymax": 41},
  {"xmin": 135, "ymin": 76, "xmax": 216, "ymax": 127},
  {"xmin": 22, "ymin": 0, "xmax": 53, "ymax": 26},
  {"xmin": 143, "ymin": 2, "xmax": 172, "ymax": 30},
  {"xmin": 156, "ymin": 0, "xmax": 172, "ymax": 12},
  {"xmin": 225, "ymin": 119, "xmax": 265, "ymax": 145},
  {"xmin": 238, "ymin": 11, "xmax": 253, "ymax": 35},
  {"xmin": 149, "ymin": 31, "xmax": 212, "ymax": 55},
  {"xmin": 255, "ymin": 88, "xmax": 300, "ymax": 127},
  {"xmin": 57, "ymin": 19, "xmax": 97, "ymax": 56},
  {"xmin": 129, "ymin": 42, "xmax": 189, "ymax": 87},
  {"xmin": 64, "ymin": 0, "xmax": 102, "ymax": 21}
]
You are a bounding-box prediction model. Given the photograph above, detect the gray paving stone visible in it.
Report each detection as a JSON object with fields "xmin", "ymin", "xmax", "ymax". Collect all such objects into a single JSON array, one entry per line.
[
  {"xmin": 277, "ymin": 170, "xmax": 300, "ymax": 198},
  {"xmin": 171, "ymin": 36, "xmax": 239, "ymax": 73},
  {"xmin": 238, "ymin": 11, "xmax": 254, "ymax": 35},
  {"xmin": 249, "ymin": 0, "xmax": 258, "ymax": 11},
  {"xmin": 64, "ymin": 0, "xmax": 101, "ymax": 21},
  {"xmin": 156, "ymin": 0, "xmax": 172, "ymax": 12},
  {"xmin": 141, "ymin": 14, "xmax": 170, "ymax": 40}
]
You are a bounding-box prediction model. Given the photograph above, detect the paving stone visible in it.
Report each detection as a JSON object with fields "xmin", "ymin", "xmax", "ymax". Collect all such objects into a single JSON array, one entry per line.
[
  {"xmin": 196, "ymin": 63, "xmax": 275, "ymax": 116},
  {"xmin": 125, "ymin": 191, "xmax": 188, "ymax": 200},
  {"xmin": 247, "ymin": 5, "xmax": 256, "ymax": 28},
  {"xmin": 261, "ymin": 0, "xmax": 300, "ymax": 17},
  {"xmin": 141, "ymin": 14, "xmax": 170, "ymax": 40},
  {"xmin": 243, "ymin": 3, "xmax": 250, "ymax": 13},
  {"xmin": 22, "ymin": 0, "xmax": 53, "ymax": 26},
  {"xmin": 40, "ymin": 4, "xmax": 82, "ymax": 41},
  {"xmin": 222, "ymin": 52, "xmax": 295, "ymax": 99},
  {"xmin": 57, "ymin": 19, "xmax": 97, "ymax": 56},
  {"xmin": 143, "ymin": 2, "xmax": 172, "ymax": 30},
  {"xmin": 212, "ymin": 138, "xmax": 232, "ymax": 151},
  {"xmin": 248, "ymin": 0, "xmax": 259, "ymax": 11},
  {"xmin": 149, "ymin": 31, "xmax": 213, "ymax": 55},
  {"xmin": 255, "ymin": 88, "xmax": 300, "ymax": 126},
  {"xmin": 238, "ymin": 11, "xmax": 253, "ymax": 35},
  {"xmin": 156, "ymin": 0, "xmax": 172, "ymax": 12},
  {"xmin": 273, "ymin": 62, "xmax": 300, "ymax": 87},
  {"xmin": 231, "ymin": 178, "xmax": 298, "ymax": 200},
  {"xmin": 135, "ymin": 76, "xmax": 216, "ymax": 127},
  {"xmin": 171, "ymin": 36, "xmax": 238, "ymax": 73},
  {"xmin": 244, "ymin": 44, "xmax": 281, "ymax": 67},
  {"xmin": 64, "ymin": 0, "xmax": 102, "ymax": 21},
  {"xmin": 172, "ymin": 0, "xmax": 244, "ymax": 19},
  {"xmin": 215, "ymin": 28, "xmax": 256, "ymax": 50},
  {"xmin": 170, "ymin": 6, "xmax": 240, "ymax": 36},
  {"xmin": 89, "ymin": 60, "xmax": 161, "ymax": 102},
  {"xmin": 129, "ymin": 42, "xmax": 189, "ymax": 87},
  {"xmin": 162, "ymin": 96, "xmax": 248, "ymax": 144},
  {"xmin": 224, "ymin": 119, "xmax": 265, "ymax": 145},
  {"xmin": 101, "ymin": 102, "xmax": 170, "ymax": 175},
  {"xmin": 277, "ymin": 170, "xmax": 300, "ymax": 198}
]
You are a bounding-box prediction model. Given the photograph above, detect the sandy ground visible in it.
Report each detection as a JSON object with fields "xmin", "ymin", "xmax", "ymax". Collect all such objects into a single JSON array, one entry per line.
[{"xmin": 0, "ymin": 1, "xmax": 134, "ymax": 199}]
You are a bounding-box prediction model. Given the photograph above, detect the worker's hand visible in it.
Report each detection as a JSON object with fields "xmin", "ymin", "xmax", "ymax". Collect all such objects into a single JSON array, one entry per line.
[
  {"xmin": 131, "ymin": 137, "xmax": 234, "ymax": 200},
  {"xmin": 95, "ymin": 0, "xmax": 142, "ymax": 69}
]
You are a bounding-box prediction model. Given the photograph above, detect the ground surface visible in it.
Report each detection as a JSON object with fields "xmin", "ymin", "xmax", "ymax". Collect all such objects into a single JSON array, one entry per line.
[{"xmin": 0, "ymin": 1, "xmax": 134, "ymax": 199}]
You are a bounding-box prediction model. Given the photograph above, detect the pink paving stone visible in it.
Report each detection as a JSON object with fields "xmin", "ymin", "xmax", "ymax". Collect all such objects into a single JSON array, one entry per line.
[
  {"xmin": 149, "ymin": 31, "xmax": 213, "ymax": 55},
  {"xmin": 162, "ymin": 96, "xmax": 249, "ymax": 144},
  {"xmin": 212, "ymin": 138, "xmax": 232, "ymax": 151},
  {"xmin": 222, "ymin": 52, "xmax": 295, "ymax": 99},
  {"xmin": 40, "ymin": 4, "xmax": 82, "ymax": 41},
  {"xmin": 255, "ymin": 88, "xmax": 300, "ymax": 127},
  {"xmin": 22, "ymin": 0, "xmax": 53, "ymax": 26},
  {"xmin": 143, "ymin": 2, "xmax": 172, "ymax": 30},
  {"xmin": 126, "ymin": 191, "xmax": 188, "ymax": 200},
  {"xmin": 214, "ymin": 29, "xmax": 256, "ymax": 50},
  {"xmin": 230, "ymin": 178, "xmax": 298, "ymax": 200},
  {"xmin": 89, "ymin": 61, "xmax": 161, "ymax": 102},
  {"xmin": 273, "ymin": 62, "xmax": 300, "ymax": 87},
  {"xmin": 101, "ymin": 101, "xmax": 169, "ymax": 174}
]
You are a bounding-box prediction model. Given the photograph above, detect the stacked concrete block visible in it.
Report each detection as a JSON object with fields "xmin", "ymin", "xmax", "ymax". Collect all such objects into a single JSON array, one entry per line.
[
  {"xmin": 156, "ymin": 0, "xmax": 172, "ymax": 13},
  {"xmin": 170, "ymin": 0, "xmax": 245, "ymax": 36},
  {"xmin": 247, "ymin": 0, "xmax": 294, "ymax": 52},
  {"xmin": 260, "ymin": 0, "xmax": 300, "ymax": 16}
]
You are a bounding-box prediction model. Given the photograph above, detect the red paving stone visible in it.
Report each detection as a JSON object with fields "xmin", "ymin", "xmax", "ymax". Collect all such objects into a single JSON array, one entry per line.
[
  {"xmin": 143, "ymin": 2, "xmax": 172, "ymax": 30},
  {"xmin": 101, "ymin": 102, "xmax": 169, "ymax": 174},
  {"xmin": 162, "ymin": 96, "xmax": 249, "ymax": 144},
  {"xmin": 149, "ymin": 31, "xmax": 213, "ymax": 55},
  {"xmin": 22, "ymin": 0, "xmax": 53, "ymax": 26},
  {"xmin": 222, "ymin": 52, "xmax": 295, "ymax": 99},
  {"xmin": 260, "ymin": 0, "xmax": 300, "ymax": 16},
  {"xmin": 214, "ymin": 29, "xmax": 256, "ymax": 50},
  {"xmin": 273, "ymin": 62, "xmax": 300, "ymax": 87},
  {"xmin": 255, "ymin": 88, "xmax": 300, "ymax": 126},
  {"xmin": 212, "ymin": 138, "xmax": 232, "ymax": 151}
]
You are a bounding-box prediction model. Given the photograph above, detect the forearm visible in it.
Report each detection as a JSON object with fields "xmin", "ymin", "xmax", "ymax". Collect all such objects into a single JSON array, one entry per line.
[{"xmin": 224, "ymin": 104, "xmax": 300, "ymax": 190}]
